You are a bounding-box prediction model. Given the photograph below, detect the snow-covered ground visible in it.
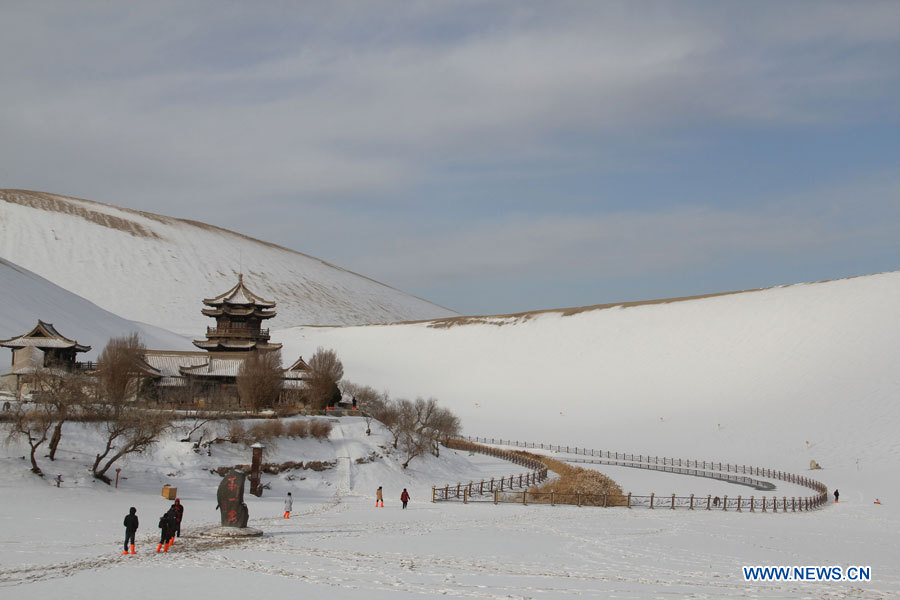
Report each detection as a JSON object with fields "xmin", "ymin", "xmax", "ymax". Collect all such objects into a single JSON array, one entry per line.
[
  {"xmin": 2, "ymin": 206, "xmax": 899, "ymax": 598},
  {"xmin": 1, "ymin": 417, "xmax": 895, "ymax": 598},
  {"xmin": 0, "ymin": 190, "xmax": 457, "ymax": 332}
]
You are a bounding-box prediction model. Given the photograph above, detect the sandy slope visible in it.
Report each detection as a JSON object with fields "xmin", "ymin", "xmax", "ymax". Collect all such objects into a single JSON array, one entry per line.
[
  {"xmin": 0, "ymin": 258, "xmax": 194, "ymax": 362},
  {"xmin": 0, "ymin": 189, "xmax": 457, "ymax": 333}
]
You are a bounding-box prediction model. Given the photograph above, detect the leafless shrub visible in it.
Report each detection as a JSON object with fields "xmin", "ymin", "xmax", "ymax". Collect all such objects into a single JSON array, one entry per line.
[
  {"xmin": 308, "ymin": 420, "xmax": 333, "ymax": 440},
  {"xmin": 285, "ymin": 420, "xmax": 310, "ymax": 438},
  {"xmin": 227, "ymin": 421, "xmax": 248, "ymax": 444}
]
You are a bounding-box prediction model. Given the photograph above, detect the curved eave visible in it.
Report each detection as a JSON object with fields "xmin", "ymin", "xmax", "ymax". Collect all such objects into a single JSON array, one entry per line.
[
  {"xmin": 192, "ymin": 340, "xmax": 282, "ymax": 351},
  {"xmin": 201, "ymin": 307, "xmax": 276, "ymax": 318}
]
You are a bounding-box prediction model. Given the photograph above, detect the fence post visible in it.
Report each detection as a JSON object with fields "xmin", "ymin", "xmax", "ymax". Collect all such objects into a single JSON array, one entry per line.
[
  {"xmin": 463, "ymin": 487, "xmax": 468, "ymax": 504},
  {"xmin": 650, "ymin": 493, "xmax": 654, "ymax": 509},
  {"xmin": 772, "ymin": 496, "xmax": 777, "ymax": 513},
  {"xmin": 523, "ymin": 490, "xmax": 527, "ymax": 505},
  {"xmin": 707, "ymin": 495, "xmax": 711, "ymax": 510},
  {"xmin": 494, "ymin": 489, "xmax": 498, "ymax": 505},
  {"xmin": 551, "ymin": 491, "xmax": 555, "ymax": 506},
  {"xmin": 627, "ymin": 492, "xmax": 631, "ymax": 508},
  {"xmin": 783, "ymin": 497, "xmax": 787, "ymax": 512},
  {"xmin": 792, "ymin": 497, "xmax": 795, "ymax": 512},
  {"xmin": 723, "ymin": 495, "xmax": 728, "ymax": 511},
  {"xmin": 671, "ymin": 493, "xmax": 676, "ymax": 509},
  {"xmin": 690, "ymin": 494, "xmax": 694, "ymax": 510},
  {"xmin": 432, "ymin": 486, "xmax": 435, "ymax": 503},
  {"xmin": 750, "ymin": 496, "xmax": 754, "ymax": 512},
  {"xmin": 577, "ymin": 493, "xmax": 582, "ymax": 507},
  {"xmin": 737, "ymin": 495, "xmax": 742, "ymax": 512}
]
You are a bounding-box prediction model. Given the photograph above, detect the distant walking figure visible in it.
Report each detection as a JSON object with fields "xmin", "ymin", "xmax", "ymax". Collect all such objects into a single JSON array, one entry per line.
[
  {"xmin": 284, "ymin": 492, "xmax": 293, "ymax": 519},
  {"xmin": 376, "ymin": 486, "xmax": 384, "ymax": 508},
  {"xmin": 172, "ymin": 498, "xmax": 184, "ymax": 538},
  {"xmin": 400, "ymin": 488, "xmax": 410, "ymax": 509},
  {"xmin": 123, "ymin": 507, "xmax": 138, "ymax": 555},
  {"xmin": 834, "ymin": 489, "xmax": 840, "ymax": 503},
  {"xmin": 713, "ymin": 496, "xmax": 720, "ymax": 507}
]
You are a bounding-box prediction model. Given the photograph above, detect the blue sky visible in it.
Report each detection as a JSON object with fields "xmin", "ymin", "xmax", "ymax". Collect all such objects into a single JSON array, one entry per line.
[{"xmin": 2, "ymin": 1, "xmax": 899, "ymax": 315}]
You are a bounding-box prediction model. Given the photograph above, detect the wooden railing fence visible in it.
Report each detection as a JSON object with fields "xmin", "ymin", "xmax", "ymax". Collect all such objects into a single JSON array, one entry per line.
[{"xmin": 431, "ymin": 437, "xmax": 828, "ymax": 512}]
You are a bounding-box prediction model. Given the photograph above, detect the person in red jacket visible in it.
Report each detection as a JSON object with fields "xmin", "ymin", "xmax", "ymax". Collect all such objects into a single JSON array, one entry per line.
[
  {"xmin": 400, "ymin": 488, "xmax": 410, "ymax": 509},
  {"xmin": 172, "ymin": 498, "xmax": 185, "ymax": 538}
]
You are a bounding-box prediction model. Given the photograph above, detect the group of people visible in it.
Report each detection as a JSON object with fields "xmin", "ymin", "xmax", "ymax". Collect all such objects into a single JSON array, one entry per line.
[
  {"xmin": 375, "ymin": 486, "xmax": 411, "ymax": 509},
  {"xmin": 121, "ymin": 498, "xmax": 184, "ymax": 555}
]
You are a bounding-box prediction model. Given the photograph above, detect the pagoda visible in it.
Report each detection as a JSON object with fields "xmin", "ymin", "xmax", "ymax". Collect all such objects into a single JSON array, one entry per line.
[{"xmin": 193, "ymin": 274, "xmax": 282, "ymax": 352}]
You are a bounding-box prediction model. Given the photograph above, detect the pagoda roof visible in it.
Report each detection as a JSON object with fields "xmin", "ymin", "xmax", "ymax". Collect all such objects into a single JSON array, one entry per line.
[
  {"xmin": 201, "ymin": 306, "xmax": 276, "ymax": 318},
  {"xmin": 202, "ymin": 274, "xmax": 276, "ymax": 309},
  {"xmin": 0, "ymin": 320, "xmax": 91, "ymax": 352},
  {"xmin": 192, "ymin": 339, "xmax": 283, "ymax": 351}
]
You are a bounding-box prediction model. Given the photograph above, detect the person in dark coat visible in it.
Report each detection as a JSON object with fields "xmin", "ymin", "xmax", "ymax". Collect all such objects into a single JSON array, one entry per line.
[
  {"xmin": 157, "ymin": 508, "xmax": 177, "ymax": 553},
  {"xmin": 123, "ymin": 507, "xmax": 139, "ymax": 555},
  {"xmin": 400, "ymin": 489, "xmax": 410, "ymax": 509},
  {"xmin": 172, "ymin": 498, "xmax": 184, "ymax": 538},
  {"xmin": 834, "ymin": 489, "xmax": 840, "ymax": 503}
]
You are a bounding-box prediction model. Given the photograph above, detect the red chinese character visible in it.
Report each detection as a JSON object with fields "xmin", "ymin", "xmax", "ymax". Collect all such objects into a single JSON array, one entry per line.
[{"xmin": 227, "ymin": 508, "xmax": 238, "ymax": 523}]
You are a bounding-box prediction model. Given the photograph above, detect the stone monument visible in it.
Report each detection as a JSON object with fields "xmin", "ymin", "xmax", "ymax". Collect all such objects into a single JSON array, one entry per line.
[{"xmin": 201, "ymin": 468, "xmax": 262, "ymax": 538}]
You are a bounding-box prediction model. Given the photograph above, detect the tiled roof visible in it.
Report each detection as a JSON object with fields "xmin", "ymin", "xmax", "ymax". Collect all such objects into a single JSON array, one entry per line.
[
  {"xmin": 0, "ymin": 320, "xmax": 91, "ymax": 352},
  {"xmin": 202, "ymin": 274, "xmax": 276, "ymax": 308}
]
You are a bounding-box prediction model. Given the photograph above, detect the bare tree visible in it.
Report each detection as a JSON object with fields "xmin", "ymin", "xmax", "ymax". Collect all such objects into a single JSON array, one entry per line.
[
  {"xmin": 4, "ymin": 400, "xmax": 56, "ymax": 475},
  {"xmin": 237, "ymin": 349, "xmax": 283, "ymax": 413},
  {"xmin": 305, "ymin": 347, "xmax": 344, "ymax": 410},
  {"xmin": 35, "ymin": 370, "xmax": 90, "ymax": 461},
  {"xmin": 90, "ymin": 333, "xmax": 171, "ymax": 483},
  {"xmin": 427, "ymin": 406, "xmax": 461, "ymax": 457},
  {"xmin": 341, "ymin": 381, "xmax": 386, "ymax": 435},
  {"xmin": 395, "ymin": 397, "xmax": 462, "ymax": 468}
]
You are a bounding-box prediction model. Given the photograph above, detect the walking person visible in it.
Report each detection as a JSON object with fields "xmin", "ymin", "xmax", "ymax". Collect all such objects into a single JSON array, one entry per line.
[
  {"xmin": 157, "ymin": 508, "xmax": 176, "ymax": 553},
  {"xmin": 400, "ymin": 488, "xmax": 410, "ymax": 509},
  {"xmin": 123, "ymin": 507, "xmax": 138, "ymax": 555},
  {"xmin": 375, "ymin": 486, "xmax": 384, "ymax": 508},
  {"xmin": 283, "ymin": 492, "xmax": 293, "ymax": 519},
  {"xmin": 171, "ymin": 498, "xmax": 184, "ymax": 539},
  {"xmin": 834, "ymin": 489, "xmax": 840, "ymax": 503}
]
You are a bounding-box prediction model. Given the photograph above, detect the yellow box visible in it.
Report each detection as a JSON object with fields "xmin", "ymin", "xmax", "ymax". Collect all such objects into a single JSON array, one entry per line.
[{"xmin": 162, "ymin": 485, "xmax": 177, "ymax": 500}]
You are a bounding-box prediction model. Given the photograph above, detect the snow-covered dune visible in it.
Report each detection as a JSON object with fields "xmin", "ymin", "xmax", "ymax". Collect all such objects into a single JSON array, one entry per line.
[
  {"xmin": 0, "ymin": 258, "xmax": 194, "ymax": 362},
  {"xmin": 279, "ymin": 271, "xmax": 900, "ymax": 497},
  {"xmin": 0, "ymin": 189, "xmax": 457, "ymax": 334}
]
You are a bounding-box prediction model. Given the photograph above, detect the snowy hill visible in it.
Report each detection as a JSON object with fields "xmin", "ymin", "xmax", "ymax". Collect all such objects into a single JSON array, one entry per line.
[
  {"xmin": 0, "ymin": 258, "xmax": 194, "ymax": 362},
  {"xmin": 0, "ymin": 189, "xmax": 457, "ymax": 335},
  {"xmin": 279, "ymin": 271, "xmax": 900, "ymax": 487}
]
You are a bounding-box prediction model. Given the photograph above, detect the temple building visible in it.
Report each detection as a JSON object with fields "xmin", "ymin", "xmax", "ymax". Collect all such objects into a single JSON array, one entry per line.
[
  {"xmin": 193, "ymin": 274, "xmax": 282, "ymax": 352},
  {"xmin": 137, "ymin": 274, "xmax": 307, "ymax": 406},
  {"xmin": 0, "ymin": 321, "xmax": 93, "ymax": 396},
  {"xmin": 1, "ymin": 276, "xmax": 310, "ymax": 407}
]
